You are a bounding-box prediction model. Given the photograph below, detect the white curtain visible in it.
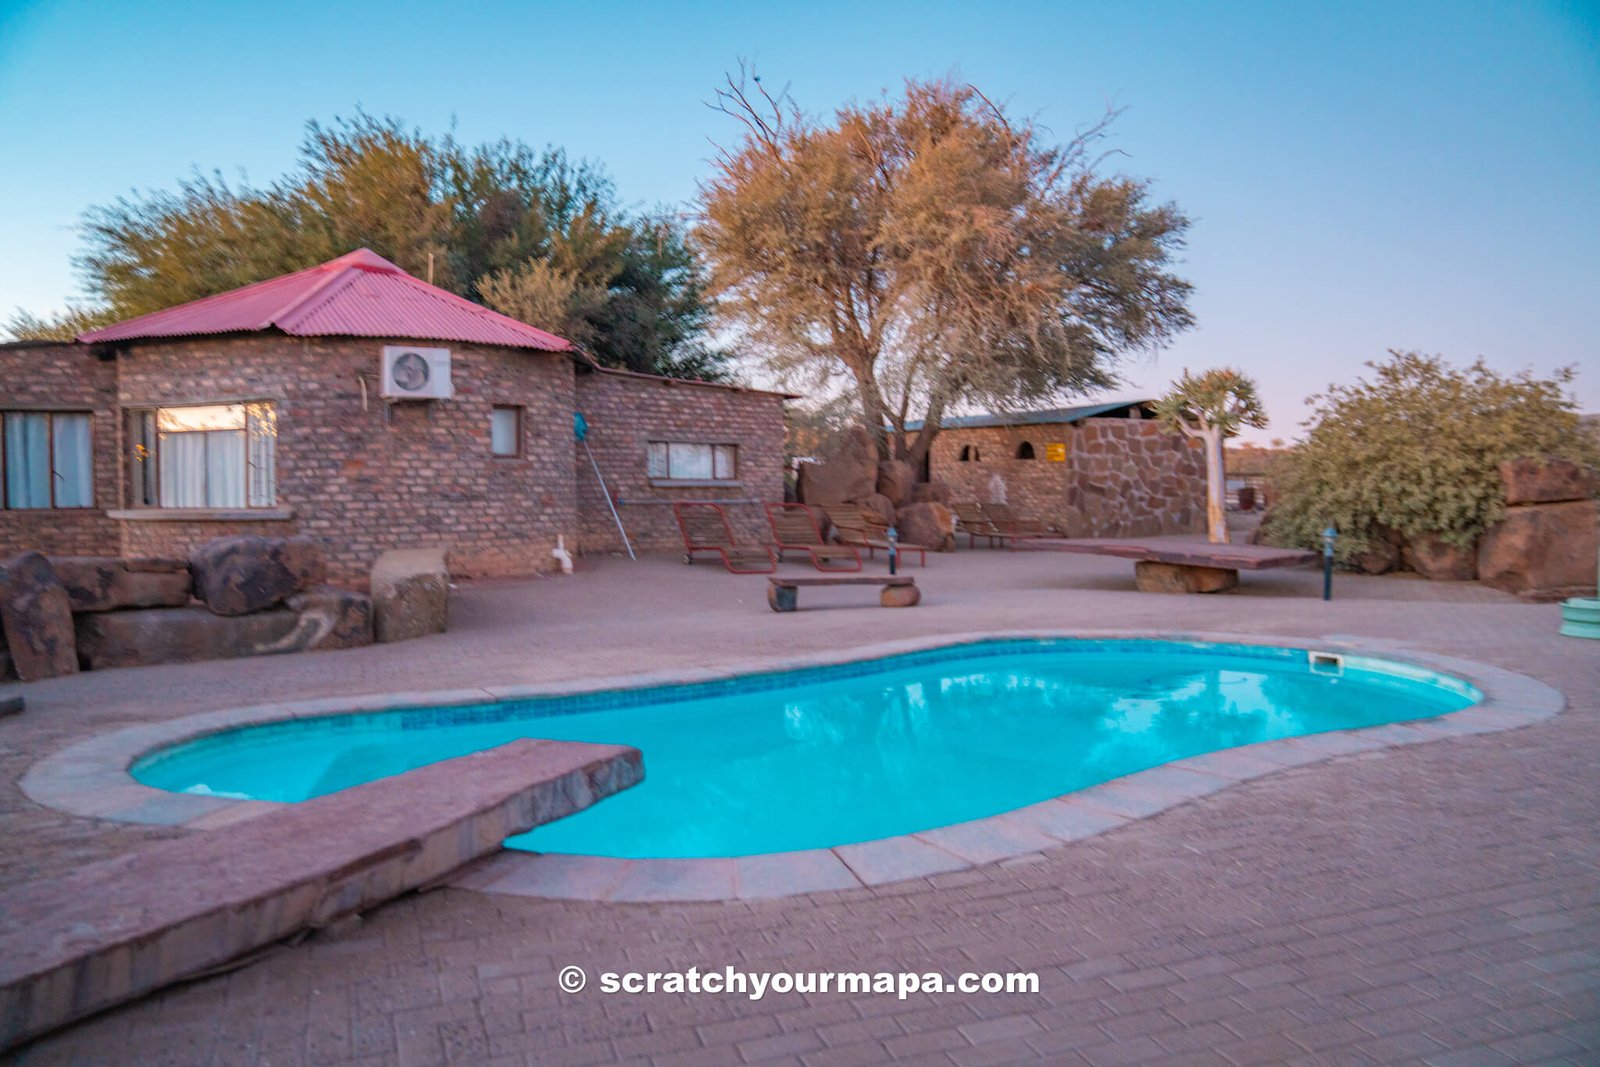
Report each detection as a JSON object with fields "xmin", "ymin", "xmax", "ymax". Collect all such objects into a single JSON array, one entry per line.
[
  {"xmin": 205, "ymin": 431, "xmax": 245, "ymax": 506},
  {"xmin": 247, "ymin": 406, "xmax": 276, "ymax": 506},
  {"xmin": 159, "ymin": 433, "xmax": 207, "ymax": 507},
  {"xmin": 4, "ymin": 413, "xmax": 50, "ymax": 509},
  {"xmin": 52, "ymin": 414, "xmax": 92, "ymax": 507}
]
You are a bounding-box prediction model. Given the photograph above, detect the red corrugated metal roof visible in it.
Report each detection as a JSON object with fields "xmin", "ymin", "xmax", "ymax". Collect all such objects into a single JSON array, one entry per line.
[{"xmin": 78, "ymin": 249, "xmax": 574, "ymax": 352}]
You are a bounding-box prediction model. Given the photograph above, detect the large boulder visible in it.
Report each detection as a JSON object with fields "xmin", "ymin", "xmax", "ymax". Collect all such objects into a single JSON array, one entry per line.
[
  {"xmin": 284, "ymin": 586, "xmax": 375, "ymax": 651},
  {"xmin": 854, "ymin": 493, "xmax": 896, "ymax": 529},
  {"xmin": 876, "ymin": 460, "xmax": 917, "ymax": 507},
  {"xmin": 51, "ymin": 557, "xmax": 191, "ymax": 613},
  {"xmin": 0, "ymin": 552, "xmax": 78, "ymax": 681},
  {"xmin": 371, "ymin": 548, "xmax": 449, "ymax": 643},
  {"xmin": 1347, "ymin": 526, "xmax": 1404, "ymax": 575},
  {"xmin": 76, "ymin": 607, "xmax": 297, "ymax": 670},
  {"xmin": 910, "ymin": 480, "xmax": 952, "ymax": 505},
  {"xmin": 1499, "ymin": 456, "xmax": 1594, "ymax": 506},
  {"xmin": 1478, "ymin": 500, "xmax": 1597, "ymax": 597},
  {"xmin": 897, "ymin": 502, "xmax": 956, "ymax": 552},
  {"xmin": 1402, "ymin": 532, "xmax": 1478, "ymax": 581},
  {"xmin": 189, "ymin": 536, "xmax": 325, "ymax": 617},
  {"xmin": 796, "ymin": 426, "xmax": 878, "ymax": 506}
]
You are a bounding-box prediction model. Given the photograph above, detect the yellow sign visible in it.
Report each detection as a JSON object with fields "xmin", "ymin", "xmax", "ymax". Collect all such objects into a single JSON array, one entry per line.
[{"xmin": 1045, "ymin": 442, "xmax": 1067, "ymax": 462}]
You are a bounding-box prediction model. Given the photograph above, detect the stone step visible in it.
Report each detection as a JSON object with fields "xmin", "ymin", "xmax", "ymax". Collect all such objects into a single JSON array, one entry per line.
[{"xmin": 0, "ymin": 737, "xmax": 642, "ymax": 1052}]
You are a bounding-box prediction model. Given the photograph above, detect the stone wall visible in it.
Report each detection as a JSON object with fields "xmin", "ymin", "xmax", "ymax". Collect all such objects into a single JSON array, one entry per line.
[
  {"xmin": 113, "ymin": 336, "xmax": 578, "ymax": 586},
  {"xmin": 0, "ymin": 343, "xmax": 122, "ymax": 557},
  {"xmin": 930, "ymin": 418, "xmax": 1206, "ymax": 537},
  {"xmin": 573, "ymin": 370, "xmax": 789, "ymax": 552}
]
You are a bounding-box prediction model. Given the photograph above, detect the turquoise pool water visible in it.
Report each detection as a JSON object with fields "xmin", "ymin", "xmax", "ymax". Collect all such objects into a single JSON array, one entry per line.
[{"xmin": 132, "ymin": 639, "xmax": 1479, "ymax": 858}]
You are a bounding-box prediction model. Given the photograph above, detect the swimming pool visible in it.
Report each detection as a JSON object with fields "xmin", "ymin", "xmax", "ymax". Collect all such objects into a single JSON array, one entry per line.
[{"xmin": 132, "ymin": 638, "xmax": 1479, "ymax": 858}]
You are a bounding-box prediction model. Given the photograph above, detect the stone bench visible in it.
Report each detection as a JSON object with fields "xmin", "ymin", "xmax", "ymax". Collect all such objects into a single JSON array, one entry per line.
[
  {"xmin": 768, "ymin": 575, "xmax": 921, "ymax": 611},
  {"xmin": 371, "ymin": 548, "xmax": 449, "ymax": 642},
  {"xmin": 1018, "ymin": 537, "xmax": 1317, "ymax": 594},
  {"xmin": 0, "ymin": 737, "xmax": 641, "ymax": 1052}
]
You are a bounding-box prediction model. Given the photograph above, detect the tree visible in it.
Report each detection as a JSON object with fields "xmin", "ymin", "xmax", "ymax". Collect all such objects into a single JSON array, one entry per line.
[
  {"xmin": 1263, "ymin": 351, "xmax": 1599, "ymax": 558},
  {"xmin": 696, "ymin": 71, "xmax": 1194, "ymax": 465},
  {"xmin": 9, "ymin": 114, "xmax": 728, "ymax": 380},
  {"xmin": 1153, "ymin": 368, "xmax": 1268, "ymax": 544}
]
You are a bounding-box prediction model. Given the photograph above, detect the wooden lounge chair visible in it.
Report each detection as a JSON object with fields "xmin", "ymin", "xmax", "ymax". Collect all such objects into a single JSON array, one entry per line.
[
  {"xmin": 981, "ymin": 502, "xmax": 1052, "ymax": 537},
  {"xmin": 673, "ymin": 502, "xmax": 777, "ymax": 573},
  {"xmin": 766, "ymin": 503, "xmax": 863, "ymax": 572},
  {"xmin": 952, "ymin": 502, "xmax": 1020, "ymax": 549},
  {"xmin": 821, "ymin": 504, "xmax": 929, "ymax": 567}
]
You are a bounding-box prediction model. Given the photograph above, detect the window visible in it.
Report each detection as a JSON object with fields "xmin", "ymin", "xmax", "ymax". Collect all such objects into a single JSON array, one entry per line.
[
  {"xmin": 959, "ymin": 445, "xmax": 981, "ymax": 462},
  {"xmin": 490, "ymin": 406, "xmax": 521, "ymax": 457},
  {"xmin": 2, "ymin": 411, "xmax": 93, "ymax": 509},
  {"xmin": 127, "ymin": 402, "xmax": 276, "ymax": 508},
  {"xmin": 647, "ymin": 441, "xmax": 738, "ymax": 481},
  {"xmin": 1016, "ymin": 441, "xmax": 1036, "ymax": 460}
]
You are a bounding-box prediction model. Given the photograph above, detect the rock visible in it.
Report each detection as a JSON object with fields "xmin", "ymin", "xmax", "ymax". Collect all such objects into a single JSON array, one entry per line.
[
  {"xmin": 371, "ymin": 548, "xmax": 449, "ymax": 643},
  {"xmin": 51, "ymin": 557, "xmax": 191, "ymax": 613},
  {"xmin": 1, "ymin": 630, "xmax": 13, "ymax": 682},
  {"xmin": 1402, "ymin": 532, "xmax": 1478, "ymax": 581},
  {"xmin": 285, "ymin": 586, "xmax": 375, "ymax": 650},
  {"xmin": 875, "ymin": 460, "xmax": 917, "ymax": 507},
  {"xmin": 1499, "ymin": 456, "xmax": 1594, "ymax": 506},
  {"xmin": 879, "ymin": 583, "xmax": 922, "ymax": 608},
  {"xmin": 0, "ymin": 693, "xmax": 21, "ymax": 717},
  {"xmin": 896, "ymin": 502, "xmax": 956, "ymax": 552},
  {"xmin": 854, "ymin": 493, "xmax": 896, "ymax": 528},
  {"xmin": 910, "ymin": 480, "xmax": 952, "ymax": 505},
  {"xmin": 796, "ymin": 426, "xmax": 878, "ymax": 506},
  {"xmin": 76, "ymin": 607, "xmax": 300, "ymax": 669},
  {"xmin": 1478, "ymin": 500, "xmax": 1597, "ymax": 596},
  {"xmin": 1134, "ymin": 561, "xmax": 1240, "ymax": 594},
  {"xmin": 0, "ymin": 552, "xmax": 78, "ymax": 681},
  {"xmin": 1348, "ymin": 527, "xmax": 1403, "ymax": 575},
  {"xmin": 189, "ymin": 536, "xmax": 325, "ymax": 616}
]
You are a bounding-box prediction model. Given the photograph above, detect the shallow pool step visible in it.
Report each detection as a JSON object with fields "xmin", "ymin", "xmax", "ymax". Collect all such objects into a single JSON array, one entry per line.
[{"xmin": 0, "ymin": 737, "xmax": 642, "ymax": 1052}]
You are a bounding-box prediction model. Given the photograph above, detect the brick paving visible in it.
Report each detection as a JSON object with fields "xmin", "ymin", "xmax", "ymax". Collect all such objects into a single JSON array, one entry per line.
[{"xmin": 2, "ymin": 549, "xmax": 1597, "ymax": 1065}]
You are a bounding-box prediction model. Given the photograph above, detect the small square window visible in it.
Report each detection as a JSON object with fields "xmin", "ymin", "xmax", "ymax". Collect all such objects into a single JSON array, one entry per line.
[{"xmin": 491, "ymin": 406, "xmax": 521, "ymax": 457}]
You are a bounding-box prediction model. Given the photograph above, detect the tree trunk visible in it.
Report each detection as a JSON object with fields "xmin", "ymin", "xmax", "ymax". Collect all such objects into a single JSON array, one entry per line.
[{"xmin": 1204, "ymin": 428, "xmax": 1228, "ymax": 544}]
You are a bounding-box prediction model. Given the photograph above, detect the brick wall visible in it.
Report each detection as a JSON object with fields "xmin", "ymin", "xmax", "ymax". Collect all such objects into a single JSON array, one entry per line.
[
  {"xmin": 0, "ymin": 342, "xmax": 122, "ymax": 558},
  {"xmin": 931, "ymin": 418, "xmax": 1206, "ymax": 537},
  {"xmin": 573, "ymin": 370, "xmax": 788, "ymax": 553},
  {"xmin": 114, "ymin": 336, "xmax": 577, "ymax": 585}
]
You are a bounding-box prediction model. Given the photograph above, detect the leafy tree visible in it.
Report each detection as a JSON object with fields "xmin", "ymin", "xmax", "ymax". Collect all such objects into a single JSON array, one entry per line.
[
  {"xmin": 1153, "ymin": 368, "xmax": 1268, "ymax": 543},
  {"xmin": 9, "ymin": 114, "xmax": 728, "ymax": 380},
  {"xmin": 697, "ymin": 71, "xmax": 1194, "ymax": 464},
  {"xmin": 3, "ymin": 305, "xmax": 115, "ymax": 342},
  {"xmin": 1263, "ymin": 351, "xmax": 1599, "ymax": 557}
]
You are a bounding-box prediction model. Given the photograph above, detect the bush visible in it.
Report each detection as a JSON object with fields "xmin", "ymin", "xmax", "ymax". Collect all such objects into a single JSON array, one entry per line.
[{"xmin": 1263, "ymin": 351, "xmax": 1598, "ymax": 557}]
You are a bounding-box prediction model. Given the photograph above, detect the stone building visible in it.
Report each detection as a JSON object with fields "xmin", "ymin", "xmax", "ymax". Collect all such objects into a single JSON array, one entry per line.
[
  {"xmin": 926, "ymin": 401, "xmax": 1206, "ymax": 537},
  {"xmin": 0, "ymin": 250, "xmax": 787, "ymax": 584}
]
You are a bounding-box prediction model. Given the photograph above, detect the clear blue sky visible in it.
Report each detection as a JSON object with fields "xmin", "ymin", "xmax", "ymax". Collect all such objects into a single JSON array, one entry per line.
[{"xmin": 2, "ymin": 0, "xmax": 1596, "ymax": 441}]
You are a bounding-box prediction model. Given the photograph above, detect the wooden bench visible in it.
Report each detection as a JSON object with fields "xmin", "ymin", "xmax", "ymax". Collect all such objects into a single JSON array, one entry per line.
[{"xmin": 768, "ymin": 576, "xmax": 921, "ymax": 611}]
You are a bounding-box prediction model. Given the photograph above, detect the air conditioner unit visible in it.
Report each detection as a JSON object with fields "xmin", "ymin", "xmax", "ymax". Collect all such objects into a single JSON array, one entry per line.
[{"xmin": 380, "ymin": 345, "xmax": 453, "ymax": 400}]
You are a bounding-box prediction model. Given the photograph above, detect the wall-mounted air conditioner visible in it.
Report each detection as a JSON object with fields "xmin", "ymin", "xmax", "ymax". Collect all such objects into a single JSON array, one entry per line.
[{"xmin": 380, "ymin": 345, "xmax": 453, "ymax": 400}]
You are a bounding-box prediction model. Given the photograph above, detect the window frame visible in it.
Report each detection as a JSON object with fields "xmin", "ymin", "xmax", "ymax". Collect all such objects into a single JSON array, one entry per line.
[
  {"xmin": 1, "ymin": 409, "xmax": 95, "ymax": 510},
  {"xmin": 490, "ymin": 405, "xmax": 523, "ymax": 458},
  {"xmin": 125, "ymin": 400, "xmax": 278, "ymax": 510},
  {"xmin": 647, "ymin": 440, "xmax": 740, "ymax": 483}
]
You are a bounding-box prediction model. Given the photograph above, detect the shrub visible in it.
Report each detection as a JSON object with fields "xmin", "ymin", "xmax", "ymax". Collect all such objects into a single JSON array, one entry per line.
[{"xmin": 1263, "ymin": 351, "xmax": 1598, "ymax": 557}]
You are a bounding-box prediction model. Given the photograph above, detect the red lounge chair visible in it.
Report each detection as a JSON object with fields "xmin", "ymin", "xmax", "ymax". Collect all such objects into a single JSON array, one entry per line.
[
  {"xmin": 821, "ymin": 504, "xmax": 929, "ymax": 567},
  {"xmin": 673, "ymin": 502, "xmax": 777, "ymax": 574},
  {"xmin": 766, "ymin": 503, "xmax": 862, "ymax": 572},
  {"xmin": 952, "ymin": 502, "xmax": 1020, "ymax": 549}
]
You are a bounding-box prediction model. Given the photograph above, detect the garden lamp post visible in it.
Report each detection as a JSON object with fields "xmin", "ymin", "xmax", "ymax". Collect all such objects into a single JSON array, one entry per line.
[
  {"xmin": 1322, "ymin": 525, "xmax": 1338, "ymax": 602},
  {"xmin": 887, "ymin": 525, "xmax": 899, "ymax": 576}
]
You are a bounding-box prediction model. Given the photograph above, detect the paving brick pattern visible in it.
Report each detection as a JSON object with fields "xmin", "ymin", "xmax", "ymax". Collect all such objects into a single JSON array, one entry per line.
[{"xmin": 2, "ymin": 550, "xmax": 1596, "ymax": 1065}]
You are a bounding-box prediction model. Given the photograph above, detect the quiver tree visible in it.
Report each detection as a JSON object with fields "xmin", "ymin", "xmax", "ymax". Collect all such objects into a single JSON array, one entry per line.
[
  {"xmin": 1154, "ymin": 368, "xmax": 1268, "ymax": 543},
  {"xmin": 697, "ymin": 71, "xmax": 1195, "ymax": 466}
]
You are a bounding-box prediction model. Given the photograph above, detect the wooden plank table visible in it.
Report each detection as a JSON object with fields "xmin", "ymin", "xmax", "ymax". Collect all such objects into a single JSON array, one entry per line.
[
  {"xmin": 768, "ymin": 575, "xmax": 920, "ymax": 611},
  {"xmin": 1016, "ymin": 537, "xmax": 1317, "ymax": 594}
]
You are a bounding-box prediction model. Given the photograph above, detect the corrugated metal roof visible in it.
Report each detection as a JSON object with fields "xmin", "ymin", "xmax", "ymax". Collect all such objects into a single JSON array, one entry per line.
[
  {"xmin": 79, "ymin": 249, "xmax": 574, "ymax": 352},
  {"xmin": 904, "ymin": 400, "xmax": 1156, "ymax": 431}
]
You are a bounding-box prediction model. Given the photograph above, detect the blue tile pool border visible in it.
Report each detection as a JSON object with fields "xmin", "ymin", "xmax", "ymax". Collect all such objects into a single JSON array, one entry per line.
[{"xmin": 20, "ymin": 629, "xmax": 1564, "ymax": 899}]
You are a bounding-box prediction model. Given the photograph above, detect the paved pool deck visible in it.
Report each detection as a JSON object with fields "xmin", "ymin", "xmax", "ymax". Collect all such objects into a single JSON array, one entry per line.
[{"xmin": 2, "ymin": 544, "xmax": 1597, "ymax": 1065}]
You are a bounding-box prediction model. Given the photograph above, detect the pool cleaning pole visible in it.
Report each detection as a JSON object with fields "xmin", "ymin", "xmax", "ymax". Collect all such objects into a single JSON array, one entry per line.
[{"xmin": 574, "ymin": 412, "xmax": 636, "ymax": 561}]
